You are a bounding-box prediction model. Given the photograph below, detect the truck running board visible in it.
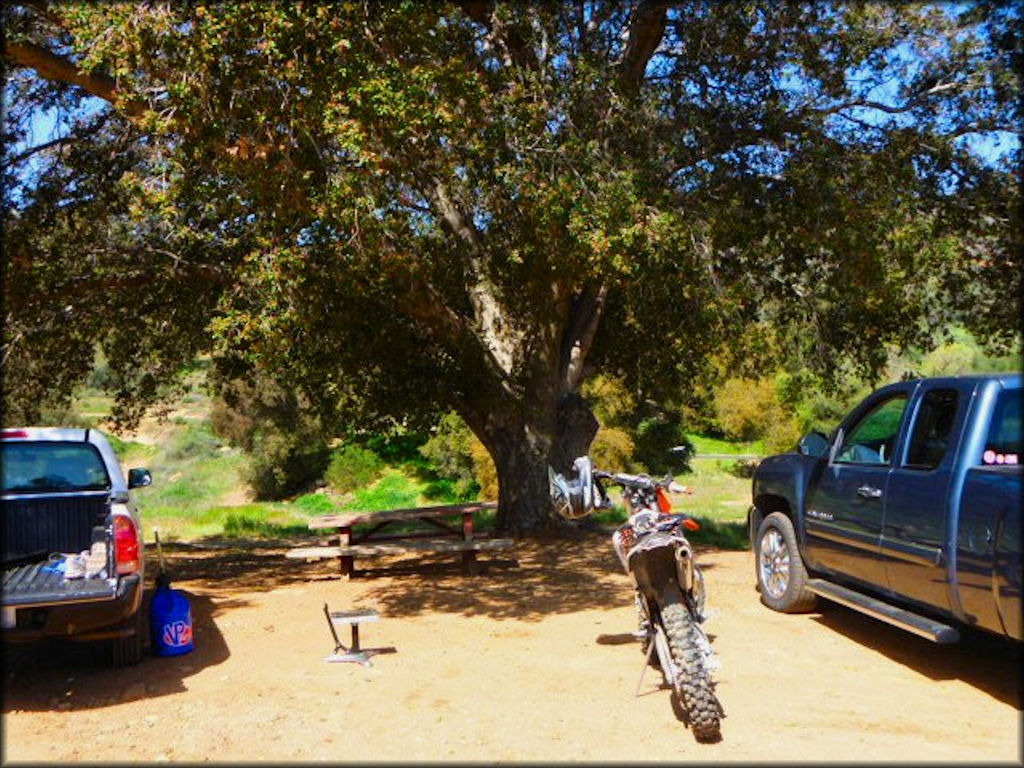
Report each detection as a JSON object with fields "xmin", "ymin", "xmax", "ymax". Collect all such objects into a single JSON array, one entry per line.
[{"xmin": 807, "ymin": 579, "xmax": 960, "ymax": 644}]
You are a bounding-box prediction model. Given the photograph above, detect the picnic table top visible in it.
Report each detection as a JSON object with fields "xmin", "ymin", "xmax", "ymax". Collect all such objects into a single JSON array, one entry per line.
[{"xmin": 308, "ymin": 501, "xmax": 498, "ymax": 530}]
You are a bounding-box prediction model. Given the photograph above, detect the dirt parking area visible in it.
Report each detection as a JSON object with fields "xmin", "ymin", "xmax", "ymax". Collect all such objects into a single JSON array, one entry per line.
[{"xmin": 3, "ymin": 532, "xmax": 1021, "ymax": 762}]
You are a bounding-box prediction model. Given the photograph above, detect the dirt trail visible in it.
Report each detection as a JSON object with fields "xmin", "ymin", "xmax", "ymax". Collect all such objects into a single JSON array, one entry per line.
[{"xmin": 3, "ymin": 534, "xmax": 1020, "ymax": 762}]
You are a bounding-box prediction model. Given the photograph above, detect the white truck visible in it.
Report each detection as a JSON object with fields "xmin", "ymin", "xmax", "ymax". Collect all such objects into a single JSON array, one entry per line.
[{"xmin": 2, "ymin": 427, "xmax": 151, "ymax": 665}]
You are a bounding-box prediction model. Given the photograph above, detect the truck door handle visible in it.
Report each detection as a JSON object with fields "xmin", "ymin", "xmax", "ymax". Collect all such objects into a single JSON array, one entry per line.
[{"xmin": 857, "ymin": 485, "xmax": 883, "ymax": 499}]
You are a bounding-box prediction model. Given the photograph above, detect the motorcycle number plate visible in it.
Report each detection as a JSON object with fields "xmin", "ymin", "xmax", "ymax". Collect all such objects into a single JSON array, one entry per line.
[{"xmin": 2, "ymin": 607, "xmax": 16, "ymax": 629}]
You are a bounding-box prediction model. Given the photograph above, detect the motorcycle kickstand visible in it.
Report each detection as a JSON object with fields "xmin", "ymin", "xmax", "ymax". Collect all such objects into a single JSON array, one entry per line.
[{"xmin": 634, "ymin": 632, "xmax": 661, "ymax": 698}]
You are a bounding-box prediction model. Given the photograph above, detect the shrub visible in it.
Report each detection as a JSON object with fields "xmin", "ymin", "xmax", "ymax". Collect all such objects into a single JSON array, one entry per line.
[
  {"xmin": 420, "ymin": 412, "xmax": 477, "ymax": 485},
  {"xmin": 714, "ymin": 377, "xmax": 777, "ymax": 442},
  {"xmin": 469, "ymin": 437, "xmax": 498, "ymax": 500},
  {"xmin": 244, "ymin": 431, "xmax": 330, "ymax": 500},
  {"xmin": 634, "ymin": 416, "xmax": 692, "ymax": 475},
  {"xmin": 325, "ymin": 443, "xmax": 384, "ymax": 493},
  {"xmin": 419, "ymin": 411, "xmax": 486, "ymax": 499},
  {"xmin": 166, "ymin": 423, "xmax": 222, "ymax": 461},
  {"xmin": 589, "ymin": 426, "xmax": 636, "ymax": 472}
]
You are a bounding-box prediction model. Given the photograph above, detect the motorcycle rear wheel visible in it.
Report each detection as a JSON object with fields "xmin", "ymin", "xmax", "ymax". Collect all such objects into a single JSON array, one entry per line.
[{"xmin": 662, "ymin": 602, "xmax": 722, "ymax": 743}]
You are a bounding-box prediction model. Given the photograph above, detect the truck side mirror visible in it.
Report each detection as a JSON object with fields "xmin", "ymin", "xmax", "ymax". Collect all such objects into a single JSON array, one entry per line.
[
  {"xmin": 128, "ymin": 468, "xmax": 152, "ymax": 489},
  {"xmin": 797, "ymin": 431, "xmax": 830, "ymax": 459}
]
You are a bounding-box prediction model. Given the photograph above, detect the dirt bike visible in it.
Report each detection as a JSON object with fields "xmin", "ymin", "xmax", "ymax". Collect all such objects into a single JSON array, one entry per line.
[{"xmin": 550, "ymin": 456, "xmax": 723, "ymax": 743}]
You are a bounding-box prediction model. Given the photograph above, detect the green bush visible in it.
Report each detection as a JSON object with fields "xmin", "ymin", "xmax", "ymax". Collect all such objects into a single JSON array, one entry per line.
[
  {"xmin": 325, "ymin": 443, "xmax": 384, "ymax": 493},
  {"xmin": 589, "ymin": 426, "xmax": 636, "ymax": 472},
  {"xmin": 166, "ymin": 423, "xmax": 222, "ymax": 460},
  {"xmin": 419, "ymin": 411, "xmax": 484, "ymax": 499},
  {"xmin": 244, "ymin": 431, "xmax": 330, "ymax": 500},
  {"xmin": 634, "ymin": 416, "xmax": 692, "ymax": 475},
  {"xmin": 420, "ymin": 413, "xmax": 476, "ymax": 482}
]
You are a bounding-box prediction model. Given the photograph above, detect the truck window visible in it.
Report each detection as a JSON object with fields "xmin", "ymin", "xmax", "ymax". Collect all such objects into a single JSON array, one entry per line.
[
  {"xmin": 981, "ymin": 388, "xmax": 1022, "ymax": 466},
  {"xmin": 903, "ymin": 388, "xmax": 959, "ymax": 471},
  {"xmin": 1, "ymin": 442, "xmax": 111, "ymax": 494},
  {"xmin": 836, "ymin": 394, "xmax": 908, "ymax": 465}
]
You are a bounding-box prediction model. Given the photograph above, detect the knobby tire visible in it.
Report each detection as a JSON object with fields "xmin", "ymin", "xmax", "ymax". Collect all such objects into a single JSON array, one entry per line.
[{"xmin": 661, "ymin": 601, "xmax": 722, "ymax": 743}]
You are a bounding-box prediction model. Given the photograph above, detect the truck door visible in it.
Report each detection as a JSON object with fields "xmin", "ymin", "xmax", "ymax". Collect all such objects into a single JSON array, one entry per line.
[
  {"xmin": 958, "ymin": 385, "xmax": 1022, "ymax": 639},
  {"xmin": 804, "ymin": 389, "xmax": 911, "ymax": 586},
  {"xmin": 881, "ymin": 385, "xmax": 965, "ymax": 611}
]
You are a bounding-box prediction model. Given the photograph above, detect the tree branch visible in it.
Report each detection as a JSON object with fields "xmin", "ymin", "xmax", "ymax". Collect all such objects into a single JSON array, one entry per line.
[
  {"xmin": 618, "ymin": 0, "xmax": 670, "ymax": 93},
  {"xmin": 561, "ymin": 284, "xmax": 608, "ymax": 392},
  {"xmin": 2, "ymin": 111, "xmax": 113, "ymax": 169},
  {"xmin": 455, "ymin": 0, "xmax": 537, "ymax": 70},
  {"xmin": 3, "ymin": 40, "xmax": 144, "ymax": 117}
]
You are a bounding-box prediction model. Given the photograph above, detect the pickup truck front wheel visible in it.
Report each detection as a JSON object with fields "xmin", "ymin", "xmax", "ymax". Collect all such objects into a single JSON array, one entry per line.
[{"xmin": 756, "ymin": 512, "xmax": 818, "ymax": 613}]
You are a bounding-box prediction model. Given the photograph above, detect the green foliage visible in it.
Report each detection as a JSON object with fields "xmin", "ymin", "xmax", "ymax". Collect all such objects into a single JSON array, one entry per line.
[
  {"xmin": 686, "ymin": 433, "xmax": 764, "ymax": 456},
  {"xmin": 589, "ymin": 427, "xmax": 636, "ymax": 473},
  {"xmin": 166, "ymin": 423, "xmax": 222, "ymax": 461},
  {"xmin": 634, "ymin": 416, "xmax": 693, "ymax": 476},
  {"xmin": 209, "ymin": 371, "xmax": 331, "ymax": 500},
  {"xmin": 418, "ymin": 412, "xmax": 480, "ymax": 499},
  {"xmin": 292, "ymin": 492, "xmax": 336, "ymax": 515},
  {"xmin": 325, "ymin": 443, "xmax": 384, "ymax": 494},
  {"xmin": 222, "ymin": 510, "xmax": 310, "ymax": 539},
  {"xmin": 4, "ymin": 2, "xmax": 1019, "ymax": 531},
  {"xmin": 714, "ymin": 378, "xmax": 779, "ymax": 442},
  {"xmin": 342, "ymin": 469, "xmax": 421, "ymax": 512},
  {"xmin": 243, "ymin": 432, "xmax": 330, "ymax": 501}
]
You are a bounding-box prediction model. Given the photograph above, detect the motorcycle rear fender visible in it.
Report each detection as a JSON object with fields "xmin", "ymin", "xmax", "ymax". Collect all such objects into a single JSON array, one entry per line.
[{"xmin": 629, "ymin": 539, "xmax": 681, "ymax": 603}]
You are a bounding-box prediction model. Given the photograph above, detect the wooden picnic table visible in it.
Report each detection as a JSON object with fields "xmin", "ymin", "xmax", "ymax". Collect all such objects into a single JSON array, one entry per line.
[{"xmin": 286, "ymin": 502, "xmax": 512, "ymax": 577}]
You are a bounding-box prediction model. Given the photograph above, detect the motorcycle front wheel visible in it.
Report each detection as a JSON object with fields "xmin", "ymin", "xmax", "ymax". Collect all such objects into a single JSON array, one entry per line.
[{"xmin": 661, "ymin": 602, "xmax": 722, "ymax": 743}]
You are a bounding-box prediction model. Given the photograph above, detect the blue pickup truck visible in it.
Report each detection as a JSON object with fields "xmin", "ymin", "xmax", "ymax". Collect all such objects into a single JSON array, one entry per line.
[{"xmin": 748, "ymin": 373, "xmax": 1021, "ymax": 643}]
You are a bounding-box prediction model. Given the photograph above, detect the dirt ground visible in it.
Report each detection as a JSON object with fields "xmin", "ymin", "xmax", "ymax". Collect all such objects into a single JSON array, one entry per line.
[{"xmin": 3, "ymin": 532, "xmax": 1021, "ymax": 763}]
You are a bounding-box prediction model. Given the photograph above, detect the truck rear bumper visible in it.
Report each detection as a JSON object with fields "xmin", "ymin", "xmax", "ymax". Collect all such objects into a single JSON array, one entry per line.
[{"xmin": 2, "ymin": 572, "xmax": 143, "ymax": 642}]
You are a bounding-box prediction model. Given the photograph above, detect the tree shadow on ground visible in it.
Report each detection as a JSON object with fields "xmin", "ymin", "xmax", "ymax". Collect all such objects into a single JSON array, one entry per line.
[
  {"xmin": 144, "ymin": 530, "xmax": 742, "ymax": 624},
  {"xmin": 812, "ymin": 601, "xmax": 1022, "ymax": 707},
  {"xmin": 157, "ymin": 542, "xmax": 339, "ymax": 590},
  {"xmin": 360, "ymin": 530, "xmax": 635, "ymax": 621},
  {"xmin": 2, "ymin": 588, "xmax": 234, "ymax": 712}
]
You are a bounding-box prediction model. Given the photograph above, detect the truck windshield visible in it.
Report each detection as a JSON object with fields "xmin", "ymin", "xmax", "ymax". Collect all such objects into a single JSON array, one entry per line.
[{"xmin": 1, "ymin": 442, "xmax": 111, "ymax": 494}]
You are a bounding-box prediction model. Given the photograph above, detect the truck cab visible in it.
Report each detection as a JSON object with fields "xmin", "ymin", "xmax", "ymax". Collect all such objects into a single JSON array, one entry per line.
[{"xmin": 749, "ymin": 374, "xmax": 1021, "ymax": 643}]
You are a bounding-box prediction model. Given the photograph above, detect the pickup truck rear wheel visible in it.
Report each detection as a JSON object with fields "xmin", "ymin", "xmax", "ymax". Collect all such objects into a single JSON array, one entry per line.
[
  {"xmin": 110, "ymin": 609, "xmax": 146, "ymax": 667},
  {"xmin": 756, "ymin": 512, "xmax": 818, "ymax": 613}
]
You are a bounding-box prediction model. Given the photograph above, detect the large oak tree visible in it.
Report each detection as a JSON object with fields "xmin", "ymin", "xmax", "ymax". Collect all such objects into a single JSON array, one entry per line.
[{"xmin": 3, "ymin": 2, "xmax": 1020, "ymax": 532}]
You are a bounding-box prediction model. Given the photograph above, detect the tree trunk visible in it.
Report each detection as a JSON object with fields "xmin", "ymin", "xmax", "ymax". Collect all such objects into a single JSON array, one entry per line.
[{"xmin": 473, "ymin": 391, "xmax": 599, "ymax": 536}]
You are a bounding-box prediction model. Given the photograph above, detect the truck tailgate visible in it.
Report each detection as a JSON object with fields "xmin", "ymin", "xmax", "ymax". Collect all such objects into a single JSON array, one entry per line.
[{"xmin": 3, "ymin": 562, "xmax": 118, "ymax": 607}]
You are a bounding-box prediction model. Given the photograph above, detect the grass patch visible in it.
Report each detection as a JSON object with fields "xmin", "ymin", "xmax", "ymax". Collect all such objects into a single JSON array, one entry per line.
[
  {"xmin": 293, "ymin": 492, "xmax": 337, "ymax": 515},
  {"xmin": 222, "ymin": 507, "xmax": 312, "ymax": 538},
  {"xmin": 686, "ymin": 432, "xmax": 764, "ymax": 456},
  {"xmin": 342, "ymin": 468, "xmax": 422, "ymax": 512}
]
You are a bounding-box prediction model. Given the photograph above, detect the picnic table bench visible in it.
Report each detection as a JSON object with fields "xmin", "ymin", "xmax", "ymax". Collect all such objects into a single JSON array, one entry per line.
[{"xmin": 286, "ymin": 502, "xmax": 513, "ymax": 577}]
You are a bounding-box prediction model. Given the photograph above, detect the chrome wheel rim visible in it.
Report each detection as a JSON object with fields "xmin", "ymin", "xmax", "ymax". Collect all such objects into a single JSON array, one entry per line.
[{"xmin": 759, "ymin": 528, "xmax": 790, "ymax": 599}]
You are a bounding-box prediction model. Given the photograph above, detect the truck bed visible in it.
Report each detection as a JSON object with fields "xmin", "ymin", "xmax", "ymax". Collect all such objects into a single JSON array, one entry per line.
[{"xmin": 2, "ymin": 493, "xmax": 109, "ymax": 564}]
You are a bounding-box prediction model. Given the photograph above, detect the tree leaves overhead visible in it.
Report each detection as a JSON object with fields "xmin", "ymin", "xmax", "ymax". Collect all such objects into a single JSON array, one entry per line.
[{"xmin": 3, "ymin": 1, "xmax": 1019, "ymax": 527}]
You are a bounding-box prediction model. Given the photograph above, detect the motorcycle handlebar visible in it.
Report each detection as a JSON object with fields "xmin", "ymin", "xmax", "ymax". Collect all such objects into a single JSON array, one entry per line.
[{"xmin": 593, "ymin": 469, "xmax": 693, "ymax": 495}]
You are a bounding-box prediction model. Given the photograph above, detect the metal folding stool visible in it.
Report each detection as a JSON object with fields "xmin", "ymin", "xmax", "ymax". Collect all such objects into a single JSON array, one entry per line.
[{"xmin": 323, "ymin": 603, "xmax": 396, "ymax": 666}]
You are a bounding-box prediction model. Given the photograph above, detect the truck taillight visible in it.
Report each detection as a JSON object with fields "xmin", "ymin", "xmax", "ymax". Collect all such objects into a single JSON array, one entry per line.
[
  {"xmin": 1, "ymin": 429, "xmax": 28, "ymax": 438},
  {"xmin": 113, "ymin": 514, "xmax": 141, "ymax": 575}
]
